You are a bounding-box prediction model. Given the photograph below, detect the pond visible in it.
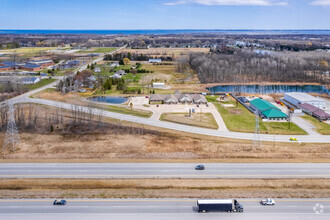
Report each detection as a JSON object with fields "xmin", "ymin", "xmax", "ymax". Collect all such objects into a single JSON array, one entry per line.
[
  {"xmin": 88, "ymin": 96, "xmax": 128, "ymax": 104},
  {"xmin": 207, "ymin": 84, "xmax": 329, "ymax": 95}
]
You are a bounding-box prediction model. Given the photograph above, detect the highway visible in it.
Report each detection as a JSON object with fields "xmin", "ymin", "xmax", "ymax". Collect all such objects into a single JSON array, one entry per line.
[
  {"xmin": 1, "ymin": 163, "xmax": 330, "ymax": 178},
  {"xmin": 0, "ymin": 199, "xmax": 329, "ymax": 220}
]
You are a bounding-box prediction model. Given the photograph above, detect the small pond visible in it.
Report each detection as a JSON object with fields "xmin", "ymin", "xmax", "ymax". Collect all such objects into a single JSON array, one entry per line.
[
  {"xmin": 88, "ymin": 96, "xmax": 128, "ymax": 104},
  {"xmin": 207, "ymin": 84, "xmax": 329, "ymax": 95}
]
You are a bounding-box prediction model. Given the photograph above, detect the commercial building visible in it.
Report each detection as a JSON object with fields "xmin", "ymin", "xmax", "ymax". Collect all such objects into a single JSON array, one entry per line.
[
  {"xmin": 19, "ymin": 63, "xmax": 42, "ymax": 71},
  {"xmin": 149, "ymin": 91, "xmax": 207, "ymax": 105},
  {"xmin": 299, "ymin": 103, "xmax": 330, "ymax": 121},
  {"xmin": 149, "ymin": 59, "xmax": 162, "ymax": 63},
  {"xmin": 152, "ymin": 82, "xmax": 165, "ymax": 89},
  {"xmin": 21, "ymin": 77, "xmax": 40, "ymax": 84},
  {"xmin": 29, "ymin": 59, "xmax": 54, "ymax": 68},
  {"xmin": 284, "ymin": 92, "xmax": 326, "ymax": 110},
  {"xmin": 250, "ymin": 98, "xmax": 287, "ymax": 120}
]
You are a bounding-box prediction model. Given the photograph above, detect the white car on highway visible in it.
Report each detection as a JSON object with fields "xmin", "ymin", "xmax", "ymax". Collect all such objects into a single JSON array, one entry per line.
[{"xmin": 260, "ymin": 198, "xmax": 275, "ymax": 206}]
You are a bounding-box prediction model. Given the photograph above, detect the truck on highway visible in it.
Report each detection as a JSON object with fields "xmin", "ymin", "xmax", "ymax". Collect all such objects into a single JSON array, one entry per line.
[{"xmin": 197, "ymin": 199, "xmax": 244, "ymax": 213}]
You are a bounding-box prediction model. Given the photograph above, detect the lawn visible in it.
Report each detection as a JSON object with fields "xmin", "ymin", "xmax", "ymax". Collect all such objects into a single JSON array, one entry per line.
[
  {"xmin": 301, "ymin": 115, "xmax": 330, "ymax": 135},
  {"xmin": 160, "ymin": 112, "xmax": 219, "ymax": 130},
  {"xmin": 26, "ymin": 78, "xmax": 57, "ymax": 90},
  {"xmin": 76, "ymin": 47, "xmax": 116, "ymax": 54},
  {"xmin": 213, "ymin": 98, "xmax": 307, "ymax": 135}
]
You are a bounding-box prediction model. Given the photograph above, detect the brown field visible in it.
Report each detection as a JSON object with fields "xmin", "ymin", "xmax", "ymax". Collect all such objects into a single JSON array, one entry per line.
[
  {"xmin": 1, "ymin": 178, "xmax": 329, "ymax": 199},
  {"xmin": 160, "ymin": 113, "xmax": 219, "ymax": 130},
  {"xmin": 121, "ymin": 47, "xmax": 210, "ymax": 57}
]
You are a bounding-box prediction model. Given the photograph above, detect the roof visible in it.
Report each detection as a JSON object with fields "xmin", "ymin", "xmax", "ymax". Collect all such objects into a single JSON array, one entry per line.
[
  {"xmin": 193, "ymin": 94, "xmax": 207, "ymax": 102},
  {"xmin": 285, "ymin": 92, "xmax": 322, "ymax": 102},
  {"xmin": 21, "ymin": 77, "xmax": 39, "ymax": 82},
  {"xmin": 250, "ymin": 98, "xmax": 280, "ymax": 112},
  {"xmin": 21, "ymin": 63, "xmax": 41, "ymax": 68},
  {"xmin": 262, "ymin": 108, "xmax": 287, "ymax": 118},
  {"xmin": 164, "ymin": 94, "xmax": 178, "ymax": 102},
  {"xmin": 299, "ymin": 103, "xmax": 319, "ymax": 112},
  {"xmin": 149, "ymin": 94, "xmax": 165, "ymax": 101}
]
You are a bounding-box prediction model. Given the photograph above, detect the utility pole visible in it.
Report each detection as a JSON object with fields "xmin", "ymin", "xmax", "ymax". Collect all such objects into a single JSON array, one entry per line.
[
  {"xmin": 253, "ymin": 110, "xmax": 262, "ymax": 149},
  {"xmin": 3, "ymin": 102, "xmax": 20, "ymax": 152}
]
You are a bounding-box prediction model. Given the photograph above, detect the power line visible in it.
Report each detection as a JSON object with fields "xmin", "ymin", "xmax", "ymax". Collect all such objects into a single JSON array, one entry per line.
[{"xmin": 3, "ymin": 102, "xmax": 20, "ymax": 152}]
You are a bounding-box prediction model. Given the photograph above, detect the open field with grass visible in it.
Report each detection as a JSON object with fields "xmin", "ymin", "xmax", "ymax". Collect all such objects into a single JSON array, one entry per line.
[
  {"xmin": 212, "ymin": 98, "xmax": 307, "ymax": 135},
  {"xmin": 0, "ymin": 47, "xmax": 55, "ymax": 53},
  {"xmin": 1, "ymin": 178, "xmax": 329, "ymax": 199},
  {"xmin": 76, "ymin": 47, "xmax": 116, "ymax": 54},
  {"xmin": 26, "ymin": 78, "xmax": 56, "ymax": 90},
  {"xmin": 160, "ymin": 113, "xmax": 219, "ymax": 130},
  {"xmin": 121, "ymin": 47, "xmax": 210, "ymax": 57},
  {"xmin": 301, "ymin": 115, "xmax": 330, "ymax": 135}
]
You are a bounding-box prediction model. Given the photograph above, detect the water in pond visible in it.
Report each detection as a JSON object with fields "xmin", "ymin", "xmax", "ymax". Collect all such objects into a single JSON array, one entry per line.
[
  {"xmin": 88, "ymin": 96, "xmax": 128, "ymax": 104},
  {"xmin": 207, "ymin": 85, "xmax": 329, "ymax": 95}
]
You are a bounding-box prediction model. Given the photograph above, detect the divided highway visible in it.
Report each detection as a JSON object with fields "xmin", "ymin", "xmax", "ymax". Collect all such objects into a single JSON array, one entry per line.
[
  {"xmin": 0, "ymin": 199, "xmax": 329, "ymax": 220},
  {"xmin": 1, "ymin": 163, "xmax": 330, "ymax": 178}
]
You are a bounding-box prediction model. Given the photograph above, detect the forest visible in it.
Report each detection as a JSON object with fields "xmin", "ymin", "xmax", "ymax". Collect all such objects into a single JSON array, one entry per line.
[{"xmin": 189, "ymin": 51, "xmax": 330, "ymax": 84}]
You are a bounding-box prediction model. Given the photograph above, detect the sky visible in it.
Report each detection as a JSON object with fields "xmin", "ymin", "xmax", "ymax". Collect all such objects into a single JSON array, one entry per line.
[{"xmin": 0, "ymin": 0, "xmax": 330, "ymax": 29}]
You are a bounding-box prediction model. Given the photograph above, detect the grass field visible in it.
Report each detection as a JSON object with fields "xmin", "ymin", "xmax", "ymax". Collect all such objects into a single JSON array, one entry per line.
[
  {"xmin": 0, "ymin": 47, "xmax": 55, "ymax": 53},
  {"xmin": 160, "ymin": 113, "xmax": 219, "ymax": 130},
  {"xmin": 76, "ymin": 47, "xmax": 116, "ymax": 54},
  {"xmin": 121, "ymin": 47, "xmax": 210, "ymax": 57},
  {"xmin": 301, "ymin": 115, "xmax": 330, "ymax": 135},
  {"xmin": 26, "ymin": 78, "xmax": 56, "ymax": 90},
  {"xmin": 213, "ymin": 99, "xmax": 307, "ymax": 135},
  {"xmin": 1, "ymin": 178, "xmax": 329, "ymax": 199},
  {"xmin": 99, "ymin": 104, "xmax": 153, "ymax": 118}
]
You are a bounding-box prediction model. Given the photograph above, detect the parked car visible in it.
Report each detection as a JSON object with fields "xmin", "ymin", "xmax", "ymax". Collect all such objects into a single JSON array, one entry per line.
[
  {"xmin": 53, "ymin": 199, "xmax": 67, "ymax": 205},
  {"xmin": 290, "ymin": 137, "xmax": 298, "ymax": 141},
  {"xmin": 260, "ymin": 198, "xmax": 275, "ymax": 206},
  {"xmin": 145, "ymin": 96, "xmax": 149, "ymax": 98},
  {"xmin": 195, "ymin": 165, "xmax": 205, "ymax": 170}
]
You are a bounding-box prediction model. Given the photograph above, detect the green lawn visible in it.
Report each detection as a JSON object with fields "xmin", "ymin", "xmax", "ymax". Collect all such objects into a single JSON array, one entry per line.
[
  {"xmin": 160, "ymin": 112, "xmax": 219, "ymax": 130},
  {"xmin": 206, "ymin": 95, "xmax": 218, "ymax": 103},
  {"xmin": 26, "ymin": 78, "xmax": 57, "ymax": 90},
  {"xmin": 213, "ymin": 99, "xmax": 307, "ymax": 135},
  {"xmin": 77, "ymin": 47, "xmax": 116, "ymax": 54},
  {"xmin": 301, "ymin": 115, "xmax": 330, "ymax": 135}
]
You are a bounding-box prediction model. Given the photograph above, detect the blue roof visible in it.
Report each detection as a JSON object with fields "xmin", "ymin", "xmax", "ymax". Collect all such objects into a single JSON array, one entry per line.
[
  {"xmin": 1, "ymin": 61, "xmax": 18, "ymax": 67},
  {"xmin": 21, "ymin": 77, "xmax": 39, "ymax": 82},
  {"xmin": 21, "ymin": 63, "xmax": 41, "ymax": 68}
]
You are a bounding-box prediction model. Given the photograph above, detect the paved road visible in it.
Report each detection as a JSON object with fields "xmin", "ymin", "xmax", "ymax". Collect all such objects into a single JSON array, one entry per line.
[
  {"xmin": 1, "ymin": 163, "xmax": 330, "ymax": 178},
  {"xmin": 0, "ymin": 199, "xmax": 329, "ymax": 220}
]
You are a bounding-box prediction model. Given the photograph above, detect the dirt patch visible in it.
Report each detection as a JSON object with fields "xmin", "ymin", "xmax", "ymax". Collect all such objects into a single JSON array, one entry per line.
[{"xmin": 229, "ymin": 109, "xmax": 243, "ymax": 114}]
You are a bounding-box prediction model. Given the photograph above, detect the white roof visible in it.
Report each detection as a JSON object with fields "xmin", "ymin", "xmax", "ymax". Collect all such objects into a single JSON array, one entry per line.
[
  {"xmin": 197, "ymin": 199, "xmax": 232, "ymax": 204},
  {"xmin": 285, "ymin": 92, "xmax": 322, "ymax": 102},
  {"xmin": 153, "ymin": 82, "xmax": 165, "ymax": 85}
]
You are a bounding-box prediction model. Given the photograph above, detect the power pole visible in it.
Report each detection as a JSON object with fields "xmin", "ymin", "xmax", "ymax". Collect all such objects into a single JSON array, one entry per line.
[
  {"xmin": 253, "ymin": 110, "xmax": 262, "ymax": 149},
  {"xmin": 3, "ymin": 102, "xmax": 20, "ymax": 152}
]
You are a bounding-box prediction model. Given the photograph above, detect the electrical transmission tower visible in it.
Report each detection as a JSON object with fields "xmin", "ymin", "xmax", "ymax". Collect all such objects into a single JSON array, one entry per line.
[
  {"xmin": 253, "ymin": 110, "xmax": 262, "ymax": 149},
  {"xmin": 3, "ymin": 102, "xmax": 20, "ymax": 152}
]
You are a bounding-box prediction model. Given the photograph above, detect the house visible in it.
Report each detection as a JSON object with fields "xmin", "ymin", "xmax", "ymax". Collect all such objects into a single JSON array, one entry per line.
[
  {"xmin": 115, "ymin": 69, "xmax": 126, "ymax": 76},
  {"xmin": 192, "ymin": 94, "xmax": 207, "ymax": 104},
  {"xmin": 178, "ymin": 94, "xmax": 193, "ymax": 104},
  {"xmin": 152, "ymin": 82, "xmax": 165, "ymax": 89},
  {"xmin": 299, "ymin": 103, "xmax": 330, "ymax": 120},
  {"xmin": 21, "ymin": 77, "xmax": 40, "ymax": 84},
  {"xmin": 94, "ymin": 67, "xmax": 101, "ymax": 73},
  {"xmin": 149, "ymin": 94, "xmax": 165, "ymax": 104},
  {"xmin": 110, "ymin": 62, "xmax": 119, "ymax": 67},
  {"xmin": 284, "ymin": 92, "xmax": 326, "ymax": 110},
  {"xmin": 250, "ymin": 98, "xmax": 287, "ymax": 120},
  {"xmin": 149, "ymin": 59, "xmax": 162, "ymax": 63},
  {"xmin": 164, "ymin": 94, "xmax": 178, "ymax": 104}
]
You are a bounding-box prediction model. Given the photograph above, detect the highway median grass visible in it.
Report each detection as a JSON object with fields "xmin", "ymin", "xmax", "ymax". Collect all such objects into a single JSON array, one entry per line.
[{"xmin": 1, "ymin": 178, "xmax": 330, "ymax": 199}]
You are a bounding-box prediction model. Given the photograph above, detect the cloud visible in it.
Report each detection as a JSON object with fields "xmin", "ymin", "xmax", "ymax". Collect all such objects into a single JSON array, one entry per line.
[
  {"xmin": 310, "ymin": 0, "xmax": 330, "ymax": 5},
  {"xmin": 164, "ymin": 0, "xmax": 288, "ymax": 6}
]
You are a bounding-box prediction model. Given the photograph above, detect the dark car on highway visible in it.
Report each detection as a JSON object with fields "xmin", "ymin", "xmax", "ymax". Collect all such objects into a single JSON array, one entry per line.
[
  {"xmin": 195, "ymin": 165, "xmax": 205, "ymax": 170},
  {"xmin": 53, "ymin": 199, "xmax": 67, "ymax": 205}
]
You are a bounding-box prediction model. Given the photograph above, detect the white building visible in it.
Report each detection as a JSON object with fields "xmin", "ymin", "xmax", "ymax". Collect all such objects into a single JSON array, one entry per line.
[
  {"xmin": 284, "ymin": 92, "xmax": 326, "ymax": 110},
  {"xmin": 149, "ymin": 59, "xmax": 162, "ymax": 63},
  {"xmin": 94, "ymin": 67, "xmax": 101, "ymax": 73},
  {"xmin": 21, "ymin": 77, "xmax": 40, "ymax": 84},
  {"xmin": 153, "ymin": 82, "xmax": 165, "ymax": 89}
]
